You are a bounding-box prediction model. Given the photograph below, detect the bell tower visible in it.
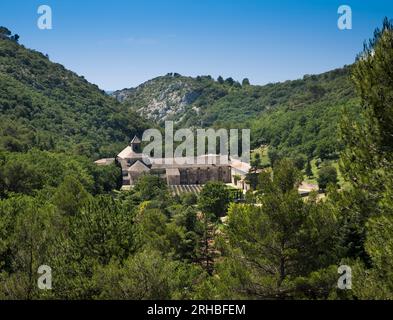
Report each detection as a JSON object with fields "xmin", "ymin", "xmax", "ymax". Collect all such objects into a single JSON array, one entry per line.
[{"xmin": 130, "ymin": 136, "xmax": 142, "ymax": 153}]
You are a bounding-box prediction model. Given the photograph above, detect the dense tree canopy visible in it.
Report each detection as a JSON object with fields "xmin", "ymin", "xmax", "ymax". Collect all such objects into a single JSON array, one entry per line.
[
  {"xmin": 1, "ymin": 20, "xmax": 393, "ymax": 300},
  {"xmin": 0, "ymin": 34, "xmax": 152, "ymax": 158}
]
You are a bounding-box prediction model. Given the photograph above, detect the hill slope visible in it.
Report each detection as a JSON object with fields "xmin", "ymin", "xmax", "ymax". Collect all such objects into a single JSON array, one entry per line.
[
  {"xmin": 113, "ymin": 68, "xmax": 359, "ymax": 159},
  {"xmin": 0, "ymin": 30, "xmax": 359, "ymax": 162},
  {"xmin": 113, "ymin": 74, "xmax": 232, "ymax": 125},
  {"xmin": 0, "ymin": 36, "xmax": 151, "ymax": 159}
]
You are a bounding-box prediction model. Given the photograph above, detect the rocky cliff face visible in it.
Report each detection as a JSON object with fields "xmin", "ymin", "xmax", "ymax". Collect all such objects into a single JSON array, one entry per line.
[
  {"xmin": 112, "ymin": 68, "xmax": 356, "ymax": 157},
  {"xmin": 112, "ymin": 74, "xmax": 207, "ymax": 123}
]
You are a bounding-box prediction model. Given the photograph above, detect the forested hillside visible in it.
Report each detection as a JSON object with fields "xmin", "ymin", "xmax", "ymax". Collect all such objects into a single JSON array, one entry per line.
[
  {"xmin": 1, "ymin": 19, "xmax": 393, "ymax": 301},
  {"xmin": 113, "ymin": 67, "xmax": 360, "ymax": 160},
  {"xmin": 0, "ymin": 33, "xmax": 151, "ymax": 159},
  {"xmin": 249, "ymin": 71, "xmax": 360, "ymax": 160}
]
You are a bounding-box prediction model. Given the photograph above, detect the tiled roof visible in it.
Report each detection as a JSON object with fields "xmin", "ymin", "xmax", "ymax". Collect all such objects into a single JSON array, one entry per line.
[
  {"xmin": 117, "ymin": 146, "xmax": 143, "ymax": 159},
  {"xmin": 130, "ymin": 136, "xmax": 141, "ymax": 144},
  {"xmin": 94, "ymin": 158, "xmax": 115, "ymax": 165},
  {"xmin": 128, "ymin": 160, "xmax": 150, "ymax": 172}
]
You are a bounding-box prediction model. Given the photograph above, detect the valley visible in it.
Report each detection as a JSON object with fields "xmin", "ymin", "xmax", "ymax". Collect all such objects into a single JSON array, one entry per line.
[{"xmin": 1, "ymin": 18, "xmax": 393, "ymax": 301}]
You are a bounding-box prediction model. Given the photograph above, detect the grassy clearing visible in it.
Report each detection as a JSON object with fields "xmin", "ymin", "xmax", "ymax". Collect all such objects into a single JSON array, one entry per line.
[
  {"xmin": 303, "ymin": 158, "xmax": 349, "ymax": 189},
  {"xmin": 303, "ymin": 159, "xmax": 319, "ymax": 185},
  {"xmin": 250, "ymin": 147, "xmax": 349, "ymax": 190}
]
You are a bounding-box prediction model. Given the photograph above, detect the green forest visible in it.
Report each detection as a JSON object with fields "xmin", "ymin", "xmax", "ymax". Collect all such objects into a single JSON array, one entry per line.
[
  {"xmin": 1, "ymin": 19, "xmax": 393, "ymax": 300},
  {"xmin": 0, "ymin": 29, "xmax": 152, "ymax": 158},
  {"xmin": 114, "ymin": 58, "xmax": 360, "ymax": 162}
]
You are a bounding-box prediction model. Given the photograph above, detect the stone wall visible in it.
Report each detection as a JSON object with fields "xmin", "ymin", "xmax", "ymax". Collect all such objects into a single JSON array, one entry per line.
[
  {"xmin": 179, "ymin": 165, "xmax": 231, "ymax": 185},
  {"xmin": 166, "ymin": 168, "xmax": 181, "ymax": 185}
]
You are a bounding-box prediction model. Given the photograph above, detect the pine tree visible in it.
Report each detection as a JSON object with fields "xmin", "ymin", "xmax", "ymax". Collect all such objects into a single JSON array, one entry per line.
[
  {"xmin": 340, "ymin": 18, "xmax": 393, "ymax": 204},
  {"xmin": 337, "ymin": 18, "xmax": 393, "ymax": 295},
  {"xmin": 242, "ymin": 78, "xmax": 250, "ymax": 86},
  {"xmin": 305, "ymin": 160, "xmax": 313, "ymax": 178},
  {"xmin": 216, "ymin": 160, "xmax": 339, "ymax": 299}
]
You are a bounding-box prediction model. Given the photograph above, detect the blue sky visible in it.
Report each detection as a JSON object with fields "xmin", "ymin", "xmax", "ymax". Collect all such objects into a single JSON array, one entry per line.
[{"xmin": 0, "ymin": 0, "xmax": 392, "ymax": 90}]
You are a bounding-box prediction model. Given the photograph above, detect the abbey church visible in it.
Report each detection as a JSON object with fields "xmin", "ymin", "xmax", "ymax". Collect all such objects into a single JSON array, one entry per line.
[{"xmin": 95, "ymin": 136, "xmax": 251, "ymax": 192}]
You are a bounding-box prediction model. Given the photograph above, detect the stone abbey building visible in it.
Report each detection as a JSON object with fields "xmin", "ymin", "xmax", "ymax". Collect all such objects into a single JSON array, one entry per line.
[{"xmin": 95, "ymin": 136, "xmax": 251, "ymax": 191}]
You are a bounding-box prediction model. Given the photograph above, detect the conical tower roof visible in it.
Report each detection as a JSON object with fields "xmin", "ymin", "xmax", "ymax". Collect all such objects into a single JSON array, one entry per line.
[{"xmin": 130, "ymin": 136, "xmax": 141, "ymax": 144}]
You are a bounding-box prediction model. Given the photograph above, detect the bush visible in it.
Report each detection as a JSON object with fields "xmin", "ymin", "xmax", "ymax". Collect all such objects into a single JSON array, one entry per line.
[
  {"xmin": 198, "ymin": 182, "xmax": 230, "ymax": 219},
  {"xmin": 317, "ymin": 165, "xmax": 338, "ymax": 190}
]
